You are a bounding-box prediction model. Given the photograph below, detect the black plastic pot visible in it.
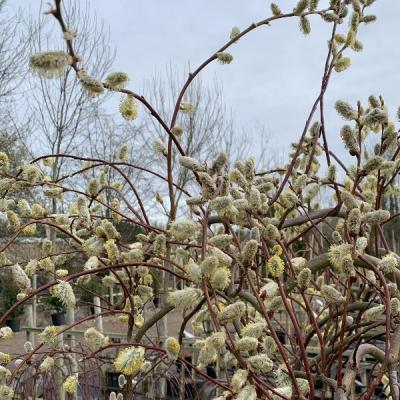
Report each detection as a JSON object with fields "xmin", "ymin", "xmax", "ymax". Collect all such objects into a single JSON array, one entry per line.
[
  {"xmin": 276, "ymin": 331, "xmax": 286, "ymax": 344},
  {"xmin": 51, "ymin": 312, "xmax": 66, "ymax": 326},
  {"xmin": 6, "ymin": 319, "xmax": 20, "ymax": 332}
]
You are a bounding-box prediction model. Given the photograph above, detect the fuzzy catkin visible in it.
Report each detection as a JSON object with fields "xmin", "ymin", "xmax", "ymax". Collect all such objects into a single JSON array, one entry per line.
[
  {"xmin": 247, "ymin": 353, "xmax": 273, "ymax": 373},
  {"xmin": 241, "ymin": 321, "xmax": 266, "ymax": 338},
  {"xmin": 271, "ymin": 3, "xmax": 281, "ymax": 16},
  {"xmin": 210, "ymin": 267, "xmax": 231, "ymax": 290},
  {"xmin": 84, "ymin": 327, "xmax": 109, "ymax": 351},
  {"xmin": 340, "ymin": 125, "xmax": 360, "ymax": 155},
  {"xmin": 230, "ymin": 27, "xmax": 241, "ymax": 40},
  {"xmin": 263, "ymin": 336, "xmax": 278, "ymax": 356},
  {"xmin": 0, "ymin": 153, "xmax": 10, "ymax": 173},
  {"xmin": 79, "ymin": 73, "xmax": 104, "ymax": 97},
  {"xmin": 297, "ymin": 267, "xmax": 312, "ymax": 288},
  {"xmin": 229, "ymin": 168, "xmax": 248, "ymax": 189},
  {"xmin": 11, "ymin": 263, "xmax": 31, "ymax": 290},
  {"xmin": 242, "ymin": 240, "xmax": 258, "ymax": 265},
  {"xmin": 210, "ymin": 247, "xmax": 232, "ymax": 268},
  {"xmin": 260, "ymin": 280, "xmax": 279, "ymax": 298},
  {"xmin": 0, "ymin": 327, "xmax": 13, "ymax": 340},
  {"xmin": 179, "ymin": 102, "xmax": 193, "ymax": 113},
  {"xmin": 236, "ymin": 385, "xmax": 257, "ymax": 400},
  {"xmin": 165, "ymin": 337, "xmax": 180, "ymax": 360},
  {"xmin": 263, "ymin": 224, "xmax": 281, "ymax": 241},
  {"xmin": 152, "ymin": 138, "xmax": 167, "ymax": 156},
  {"xmin": 291, "ymin": 257, "xmax": 307, "ymax": 271},
  {"xmin": 328, "ymin": 243, "xmax": 352, "ymax": 272},
  {"xmin": 210, "ymin": 332, "xmax": 226, "ymax": 349},
  {"xmin": 104, "ymin": 239, "xmax": 120, "ymax": 262},
  {"xmin": 267, "ymin": 255, "xmax": 285, "ymax": 277},
  {"xmin": 293, "ymin": 0, "xmax": 308, "ymax": 15},
  {"xmin": 216, "ymin": 52, "xmax": 233, "ymax": 64},
  {"xmin": 231, "ymin": 369, "xmax": 248, "ymax": 392},
  {"xmin": 17, "ymin": 199, "xmax": 31, "ymax": 217},
  {"xmin": 0, "ymin": 386, "xmax": 14, "ymax": 400},
  {"xmin": 363, "ymin": 156, "xmax": 383, "ymax": 174},
  {"xmin": 217, "ymin": 301, "xmax": 246, "ymax": 324},
  {"xmin": 378, "ymin": 254, "xmax": 398, "ymax": 274},
  {"xmin": 210, "ymin": 152, "xmax": 228, "ymax": 175},
  {"xmin": 0, "ymin": 352, "xmax": 10, "ymax": 364},
  {"xmin": 39, "ymin": 356, "xmax": 54, "ymax": 373},
  {"xmin": 364, "ymin": 108, "xmax": 388, "ymax": 126},
  {"xmin": 321, "ymin": 285, "xmax": 345, "ymax": 303},
  {"xmin": 198, "ymin": 172, "xmax": 215, "ymax": 198},
  {"xmin": 170, "ymin": 219, "xmax": 198, "ymax": 241},
  {"xmin": 209, "ymin": 234, "xmax": 233, "ymax": 250},
  {"xmin": 363, "ymin": 210, "xmax": 390, "ymax": 225},
  {"xmin": 185, "ymin": 260, "xmax": 202, "ymax": 282},
  {"xmin": 118, "ymin": 374, "xmax": 127, "ymax": 388},
  {"xmin": 200, "ymin": 256, "xmax": 219, "ymax": 278},
  {"xmin": 341, "ymin": 191, "xmax": 359, "ymax": 210},
  {"xmin": 347, "ymin": 208, "xmax": 361, "ymax": 235},
  {"xmin": 249, "ymin": 187, "xmax": 261, "ymax": 209},
  {"xmin": 235, "ymin": 336, "xmax": 259, "ymax": 352},
  {"xmin": 114, "ymin": 346, "xmax": 145, "ymax": 375},
  {"xmin": 105, "ymin": 72, "xmax": 129, "ymax": 90},
  {"xmin": 153, "ymin": 234, "xmax": 166, "ymax": 255},
  {"xmin": 334, "ymin": 57, "xmax": 351, "ymax": 72},
  {"xmin": 119, "ymin": 95, "xmax": 138, "ymax": 120},
  {"xmin": 167, "ymin": 288, "xmax": 202, "ymax": 310},
  {"xmin": 355, "ymin": 237, "xmax": 368, "ymax": 254},
  {"xmin": 390, "ymin": 298, "xmax": 400, "ymax": 316},
  {"xmin": 335, "ymin": 100, "xmax": 356, "ymax": 120},
  {"xmin": 118, "ymin": 143, "xmax": 129, "ymax": 162},
  {"xmin": 39, "ymin": 326, "xmax": 58, "ymax": 344},
  {"xmin": 29, "ymin": 51, "xmax": 72, "ymax": 79},
  {"xmin": 299, "ymin": 16, "xmax": 311, "ymax": 35},
  {"xmin": 364, "ymin": 305, "xmax": 385, "ymax": 321},
  {"xmin": 50, "ymin": 281, "xmax": 76, "ymax": 309},
  {"xmin": 179, "ymin": 156, "xmax": 205, "ymax": 172}
]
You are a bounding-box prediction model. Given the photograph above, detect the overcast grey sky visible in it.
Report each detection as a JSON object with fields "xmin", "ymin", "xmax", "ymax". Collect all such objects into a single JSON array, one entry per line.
[{"xmin": 12, "ymin": 0, "xmax": 400, "ymax": 160}]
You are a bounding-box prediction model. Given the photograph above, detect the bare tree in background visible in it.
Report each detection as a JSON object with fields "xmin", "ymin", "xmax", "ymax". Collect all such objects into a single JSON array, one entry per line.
[
  {"xmin": 0, "ymin": 0, "xmax": 27, "ymax": 102},
  {"xmin": 25, "ymin": 0, "xmax": 115, "ymax": 185},
  {"xmin": 84, "ymin": 104, "xmax": 145, "ymax": 213},
  {"xmin": 0, "ymin": 0, "xmax": 31, "ymax": 166},
  {"xmin": 142, "ymin": 65, "xmax": 276, "ymax": 212}
]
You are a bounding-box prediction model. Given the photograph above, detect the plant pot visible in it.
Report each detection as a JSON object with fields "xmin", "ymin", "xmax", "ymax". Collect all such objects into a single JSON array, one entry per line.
[
  {"xmin": 276, "ymin": 331, "xmax": 286, "ymax": 344},
  {"xmin": 51, "ymin": 312, "xmax": 66, "ymax": 326},
  {"xmin": 5, "ymin": 319, "xmax": 20, "ymax": 332}
]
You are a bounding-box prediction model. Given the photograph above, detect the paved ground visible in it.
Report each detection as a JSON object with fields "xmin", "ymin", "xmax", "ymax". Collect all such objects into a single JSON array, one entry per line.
[{"xmin": 0, "ymin": 306, "xmax": 190, "ymax": 357}]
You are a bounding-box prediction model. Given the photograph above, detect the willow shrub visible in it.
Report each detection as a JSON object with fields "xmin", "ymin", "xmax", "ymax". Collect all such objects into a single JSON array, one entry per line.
[{"xmin": 1, "ymin": 1, "xmax": 399, "ymax": 400}]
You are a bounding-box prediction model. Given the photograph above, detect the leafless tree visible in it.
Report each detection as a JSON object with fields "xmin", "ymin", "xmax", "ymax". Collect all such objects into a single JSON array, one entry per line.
[
  {"xmin": 0, "ymin": 0, "xmax": 27, "ymax": 102},
  {"xmin": 83, "ymin": 104, "xmax": 146, "ymax": 212},
  {"xmin": 141, "ymin": 65, "xmax": 276, "ymax": 213},
  {"xmin": 25, "ymin": 0, "xmax": 115, "ymax": 185},
  {"xmin": 0, "ymin": 1, "xmax": 31, "ymax": 165}
]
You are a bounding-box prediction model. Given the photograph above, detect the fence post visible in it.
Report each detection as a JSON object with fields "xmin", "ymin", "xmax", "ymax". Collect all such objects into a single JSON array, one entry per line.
[
  {"xmin": 26, "ymin": 305, "xmax": 34, "ymax": 346},
  {"xmin": 94, "ymin": 296, "xmax": 103, "ymax": 332},
  {"xmin": 32, "ymin": 274, "xmax": 37, "ymax": 327},
  {"xmin": 66, "ymin": 308, "xmax": 75, "ymax": 349},
  {"xmin": 109, "ymin": 287, "xmax": 114, "ymax": 305},
  {"xmin": 54, "ymin": 333, "xmax": 65, "ymax": 400}
]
